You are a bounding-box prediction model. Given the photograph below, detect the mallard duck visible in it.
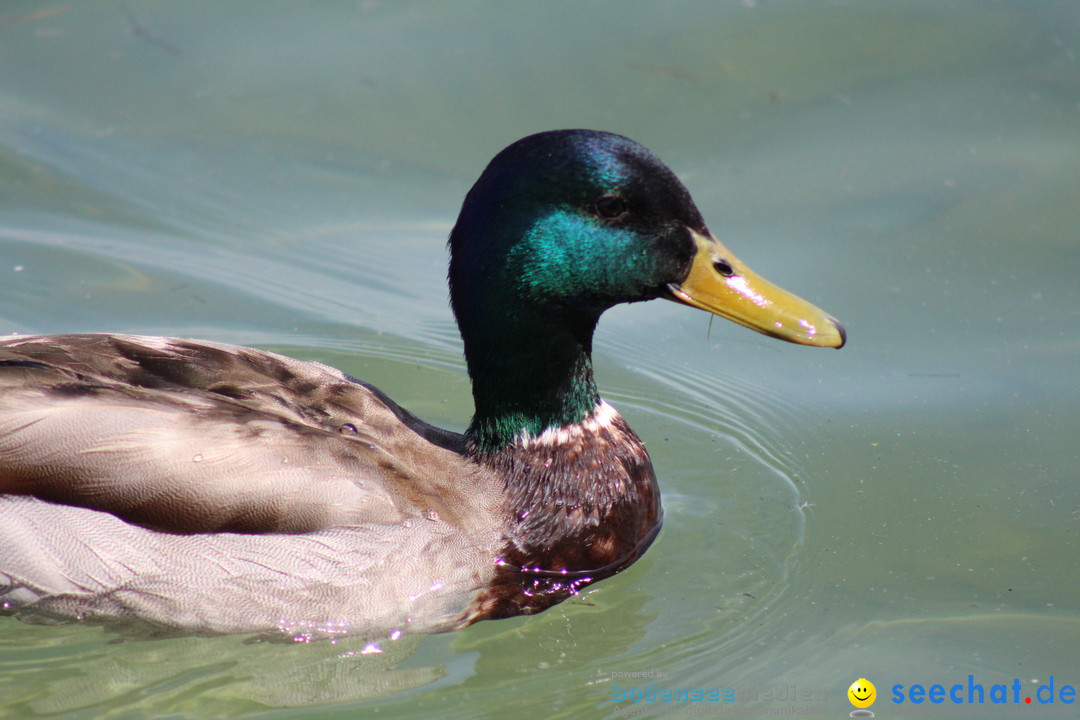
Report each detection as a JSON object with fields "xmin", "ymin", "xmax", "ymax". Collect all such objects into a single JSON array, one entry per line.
[{"xmin": 0, "ymin": 130, "xmax": 844, "ymax": 639}]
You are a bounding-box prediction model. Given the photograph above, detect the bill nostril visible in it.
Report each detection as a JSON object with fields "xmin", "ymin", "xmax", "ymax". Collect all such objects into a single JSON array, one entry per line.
[{"xmin": 712, "ymin": 259, "xmax": 734, "ymax": 277}]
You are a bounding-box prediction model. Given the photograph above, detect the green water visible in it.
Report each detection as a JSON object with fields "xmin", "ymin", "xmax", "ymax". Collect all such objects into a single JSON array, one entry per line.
[{"xmin": 1, "ymin": 1, "xmax": 1077, "ymax": 718}]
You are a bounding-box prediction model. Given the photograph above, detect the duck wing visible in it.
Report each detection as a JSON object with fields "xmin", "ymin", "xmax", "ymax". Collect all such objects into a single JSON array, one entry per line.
[{"xmin": 0, "ymin": 334, "xmax": 486, "ymax": 535}]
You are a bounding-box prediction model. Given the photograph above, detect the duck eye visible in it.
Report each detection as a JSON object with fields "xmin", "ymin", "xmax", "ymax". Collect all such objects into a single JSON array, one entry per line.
[
  {"xmin": 595, "ymin": 194, "xmax": 628, "ymax": 219},
  {"xmin": 712, "ymin": 259, "xmax": 735, "ymax": 277}
]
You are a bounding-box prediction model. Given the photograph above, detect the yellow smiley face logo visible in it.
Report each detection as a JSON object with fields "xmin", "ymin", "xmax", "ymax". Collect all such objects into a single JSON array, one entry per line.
[{"xmin": 848, "ymin": 678, "xmax": 876, "ymax": 708}]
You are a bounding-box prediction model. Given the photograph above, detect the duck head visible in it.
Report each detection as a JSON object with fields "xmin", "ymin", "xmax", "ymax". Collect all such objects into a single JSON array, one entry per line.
[{"xmin": 448, "ymin": 130, "xmax": 844, "ymax": 452}]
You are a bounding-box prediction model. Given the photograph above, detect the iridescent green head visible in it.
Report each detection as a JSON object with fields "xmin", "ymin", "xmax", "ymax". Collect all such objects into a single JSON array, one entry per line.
[{"xmin": 448, "ymin": 130, "xmax": 843, "ymax": 453}]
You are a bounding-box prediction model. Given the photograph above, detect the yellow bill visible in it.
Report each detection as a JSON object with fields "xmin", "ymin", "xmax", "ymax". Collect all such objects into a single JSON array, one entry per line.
[{"xmin": 667, "ymin": 230, "xmax": 845, "ymax": 348}]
